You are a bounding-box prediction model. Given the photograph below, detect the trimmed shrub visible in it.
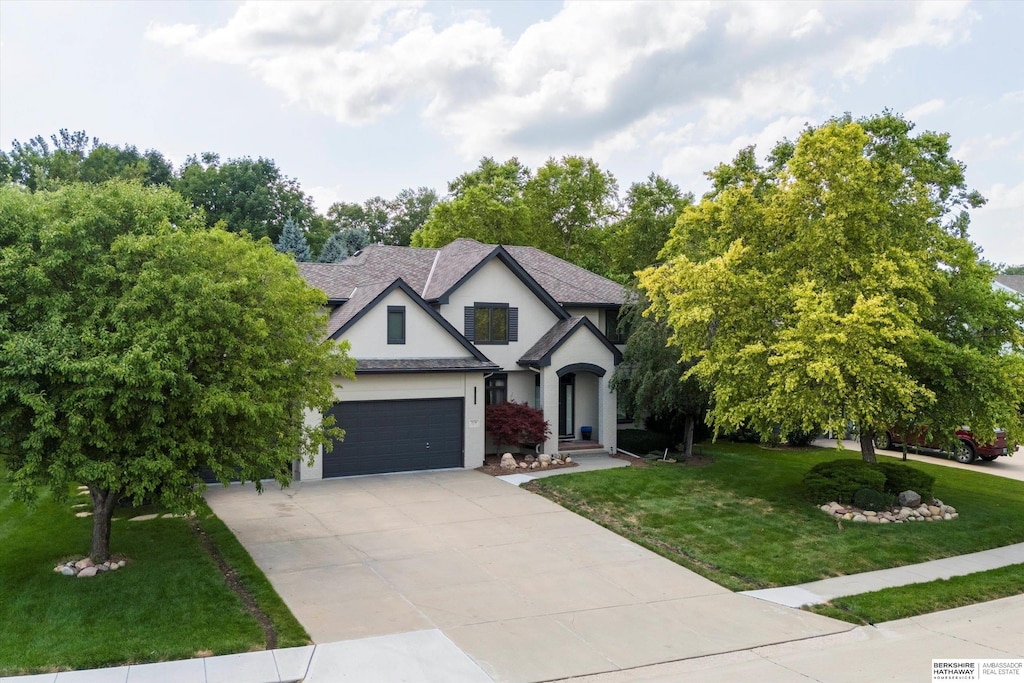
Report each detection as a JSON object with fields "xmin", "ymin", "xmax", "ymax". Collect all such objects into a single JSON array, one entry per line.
[
  {"xmin": 786, "ymin": 428, "xmax": 821, "ymax": 447},
  {"xmin": 617, "ymin": 428, "xmax": 673, "ymax": 454},
  {"xmin": 872, "ymin": 461, "xmax": 935, "ymax": 502},
  {"xmin": 802, "ymin": 459, "xmax": 887, "ymax": 504},
  {"xmin": 852, "ymin": 487, "xmax": 891, "ymax": 512}
]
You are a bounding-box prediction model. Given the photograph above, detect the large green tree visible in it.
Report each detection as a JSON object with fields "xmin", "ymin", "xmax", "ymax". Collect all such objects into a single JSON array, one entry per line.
[
  {"xmin": 175, "ymin": 153, "xmax": 315, "ymax": 243},
  {"xmin": 0, "ymin": 181, "xmax": 354, "ymax": 562},
  {"xmin": 0, "ymin": 129, "xmax": 172, "ymax": 190},
  {"xmin": 412, "ymin": 157, "xmax": 542, "ymax": 249},
  {"xmin": 603, "ymin": 174, "xmax": 691, "ymax": 282},
  {"xmin": 524, "ymin": 156, "xmax": 618, "ymax": 263},
  {"xmin": 640, "ymin": 113, "xmax": 1024, "ymax": 463},
  {"xmin": 610, "ymin": 296, "xmax": 709, "ymax": 457}
]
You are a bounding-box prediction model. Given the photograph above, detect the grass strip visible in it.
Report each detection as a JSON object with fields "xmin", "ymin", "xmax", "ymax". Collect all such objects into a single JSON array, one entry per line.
[
  {"xmin": 194, "ymin": 504, "xmax": 309, "ymax": 648},
  {"xmin": 806, "ymin": 563, "xmax": 1024, "ymax": 625}
]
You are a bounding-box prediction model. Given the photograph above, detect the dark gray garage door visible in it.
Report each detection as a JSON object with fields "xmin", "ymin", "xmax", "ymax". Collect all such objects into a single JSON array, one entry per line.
[{"xmin": 323, "ymin": 398, "xmax": 464, "ymax": 477}]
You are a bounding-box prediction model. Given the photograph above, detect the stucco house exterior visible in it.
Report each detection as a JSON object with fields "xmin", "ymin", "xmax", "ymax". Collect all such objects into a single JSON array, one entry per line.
[{"xmin": 295, "ymin": 238, "xmax": 626, "ymax": 479}]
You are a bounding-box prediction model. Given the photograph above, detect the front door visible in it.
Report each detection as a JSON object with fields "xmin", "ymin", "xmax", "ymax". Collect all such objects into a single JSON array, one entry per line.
[{"xmin": 559, "ymin": 373, "xmax": 575, "ymax": 438}]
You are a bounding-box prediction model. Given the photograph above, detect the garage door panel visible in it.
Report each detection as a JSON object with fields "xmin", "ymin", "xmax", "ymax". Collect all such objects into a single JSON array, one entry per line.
[{"xmin": 324, "ymin": 398, "xmax": 464, "ymax": 477}]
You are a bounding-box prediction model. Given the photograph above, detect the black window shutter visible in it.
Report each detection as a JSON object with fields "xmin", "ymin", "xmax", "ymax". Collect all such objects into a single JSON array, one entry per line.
[
  {"xmin": 464, "ymin": 306, "xmax": 475, "ymax": 341},
  {"xmin": 509, "ymin": 307, "xmax": 518, "ymax": 342}
]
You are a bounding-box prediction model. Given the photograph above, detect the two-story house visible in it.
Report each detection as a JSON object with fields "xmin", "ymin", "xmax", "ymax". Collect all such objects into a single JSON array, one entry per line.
[{"xmin": 296, "ymin": 238, "xmax": 626, "ymax": 479}]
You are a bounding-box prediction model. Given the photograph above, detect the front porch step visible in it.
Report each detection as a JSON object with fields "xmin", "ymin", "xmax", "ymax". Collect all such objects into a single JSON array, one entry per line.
[
  {"xmin": 557, "ymin": 440, "xmax": 604, "ymax": 452},
  {"xmin": 555, "ymin": 447, "xmax": 608, "ymax": 457}
]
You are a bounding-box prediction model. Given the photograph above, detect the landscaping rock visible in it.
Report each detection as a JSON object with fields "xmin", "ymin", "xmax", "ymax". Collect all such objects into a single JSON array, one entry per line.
[
  {"xmin": 61, "ymin": 566, "xmax": 75, "ymax": 576},
  {"xmin": 500, "ymin": 453, "xmax": 517, "ymax": 470},
  {"xmin": 898, "ymin": 490, "xmax": 922, "ymax": 508},
  {"xmin": 927, "ymin": 505, "xmax": 942, "ymax": 517},
  {"xmin": 75, "ymin": 558, "xmax": 94, "ymax": 570},
  {"xmin": 530, "ymin": 462, "xmax": 540, "ymax": 470},
  {"xmin": 524, "ymin": 454, "xmax": 535, "ymax": 464},
  {"xmin": 866, "ymin": 516, "xmax": 879, "ymax": 523},
  {"xmin": 916, "ymin": 505, "xmax": 931, "ymax": 516},
  {"xmin": 864, "ymin": 511, "xmax": 877, "ymax": 517},
  {"xmin": 77, "ymin": 566, "xmax": 97, "ymax": 578},
  {"xmin": 109, "ymin": 562, "xmax": 119, "ymax": 571},
  {"xmin": 564, "ymin": 456, "xmax": 572, "ymax": 463},
  {"xmin": 852, "ymin": 514, "xmax": 867, "ymax": 522},
  {"xmin": 538, "ymin": 453, "xmax": 552, "ymax": 466}
]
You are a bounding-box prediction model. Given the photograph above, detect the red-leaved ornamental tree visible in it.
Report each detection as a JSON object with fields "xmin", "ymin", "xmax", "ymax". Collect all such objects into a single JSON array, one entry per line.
[{"xmin": 485, "ymin": 402, "xmax": 551, "ymax": 452}]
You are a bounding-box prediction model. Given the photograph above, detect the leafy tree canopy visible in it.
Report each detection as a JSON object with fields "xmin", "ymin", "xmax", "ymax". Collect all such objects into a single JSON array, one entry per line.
[
  {"xmin": 175, "ymin": 153, "xmax": 315, "ymax": 243},
  {"xmin": 326, "ymin": 187, "xmax": 437, "ymax": 247},
  {"xmin": 412, "ymin": 157, "xmax": 539, "ymax": 249},
  {"xmin": 640, "ymin": 112, "xmax": 1024, "ymax": 463},
  {"xmin": 0, "ymin": 181, "xmax": 355, "ymax": 561},
  {"xmin": 0, "ymin": 129, "xmax": 173, "ymax": 190},
  {"xmin": 603, "ymin": 174, "xmax": 692, "ymax": 282},
  {"xmin": 610, "ymin": 295, "xmax": 708, "ymax": 455}
]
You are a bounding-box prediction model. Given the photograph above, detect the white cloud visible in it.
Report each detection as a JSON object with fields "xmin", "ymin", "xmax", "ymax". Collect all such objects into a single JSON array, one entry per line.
[
  {"xmin": 984, "ymin": 180, "xmax": 1024, "ymax": 211},
  {"xmin": 146, "ymin": 1, "xmax": 973, "ymax": 160},
  {"xmin": 954, "ymin": 132, "xmax": 1021, "ymax": 162},
  {"xmin": 145, "ymin": 22, "xmax": 200, "ymax": 46},
  {"xmin": 905, "ymin": 98, "xmax": 945, "ymax": 120}
]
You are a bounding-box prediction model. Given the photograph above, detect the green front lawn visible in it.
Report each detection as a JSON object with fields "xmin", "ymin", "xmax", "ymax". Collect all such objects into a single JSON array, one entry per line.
[
  {"xmin": 0, "ymin": 475, "xmax": 308, "ymax": 676},
  {"xmin": 526, "ymin": 443, "xmax": 1024, "ymax": 591}
]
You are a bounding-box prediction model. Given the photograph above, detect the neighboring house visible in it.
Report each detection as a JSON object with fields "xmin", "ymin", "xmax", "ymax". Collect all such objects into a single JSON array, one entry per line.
[
  {"xmin": 995, "ymin": 275, "xmax": 1024, "ymax": 296},
  {"xmin": 296, "ymin": 238, "xmax": 626, "ymax": 479}
]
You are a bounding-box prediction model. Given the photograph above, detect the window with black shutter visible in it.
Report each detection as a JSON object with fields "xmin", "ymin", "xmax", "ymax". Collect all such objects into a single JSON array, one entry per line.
[{"xmin": 466, "ymin": 303, "xmax": 517, "ymax": 344}]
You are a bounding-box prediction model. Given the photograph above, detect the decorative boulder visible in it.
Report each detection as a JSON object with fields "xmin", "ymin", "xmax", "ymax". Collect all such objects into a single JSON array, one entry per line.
[
  {"xmin": 530, "ymin": 462, "xmax": 540, "ymax": 470},
  {"xmin": 500, "ymin": 453, "xmax": 518, "ymax": 470},
  {"xmin": 898, "ymin": 490, "xmax": 922, "ymax": 508},
  {"xmin": 524, "ymin": 454, "xmax": 535, "ymax": 464},
  {"xmin": 518, "ymin": 461, "xmax": 528, "ymax": 469},
  {"xmin": 538, "ymin": 453, "xmax": 552, "ymax": 466},
  {"xmin": 564, "ymin": 456, "xmax": 572, "ymax": 463}
]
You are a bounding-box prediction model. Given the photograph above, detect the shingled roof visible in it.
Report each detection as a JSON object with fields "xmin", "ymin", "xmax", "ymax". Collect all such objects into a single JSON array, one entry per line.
[
  {"xmin": 996, "ymin": 275, "xmax": 1024, "ymax": 295},
  {"xmin": 298, "ymin": 238, "xmax": 627, "ymax": 307},
  {"xmin": 518, "ymin": 316, "xmax": 623, "ymax": 367}
]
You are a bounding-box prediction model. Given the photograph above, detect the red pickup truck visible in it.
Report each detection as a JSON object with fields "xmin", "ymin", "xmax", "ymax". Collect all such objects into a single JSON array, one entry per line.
[{"xmin": 874, "ymin": 427, "xmax": 1010, "ymax": 464}]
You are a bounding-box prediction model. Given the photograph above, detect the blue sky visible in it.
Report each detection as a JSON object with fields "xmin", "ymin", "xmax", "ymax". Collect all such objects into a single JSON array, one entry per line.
[{"xmin": 2, "ymin": 1, "xmax": 1022, "ymax": 263}]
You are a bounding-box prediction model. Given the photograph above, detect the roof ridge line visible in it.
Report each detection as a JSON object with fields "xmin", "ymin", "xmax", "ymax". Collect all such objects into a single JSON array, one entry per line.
[{"xmin": 422, "ymin": 250, "xmax": 441, "ymax": 298}]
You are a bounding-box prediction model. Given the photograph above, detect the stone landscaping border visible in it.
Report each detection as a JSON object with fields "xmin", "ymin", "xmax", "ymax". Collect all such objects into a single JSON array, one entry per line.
[
  {"xmin": 54, "ymin": 556, "xmax": 129, "ymax": 578},
  {"xmin": 820, "ymin": 499, "xmax": 958, "ymax": 524}
]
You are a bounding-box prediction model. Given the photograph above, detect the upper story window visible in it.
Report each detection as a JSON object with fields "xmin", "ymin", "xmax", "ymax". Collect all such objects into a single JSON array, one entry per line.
[
  {"xmin": 387, "ymin": 306, "xmax": 406, "ymax": 344},
  {"xmin": 465, "ymin": 303, "xmax": 518, "ymax": 345},
  {"xmin": 605, "ymin": 307, "xmax": 626, "ymax": 344}
]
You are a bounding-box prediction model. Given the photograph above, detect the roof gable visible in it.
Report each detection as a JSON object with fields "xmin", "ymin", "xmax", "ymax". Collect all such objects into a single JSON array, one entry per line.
[
  {"xmin": 517, "ymin": 316, "xmax": 623, "ymax": 368},
  {"xmin": 996, "ymin": 275, "xmax": 1024, "ymax": 295},
  {"xmin": 327, "ymin": 278, "xmax": 491, "ymax": 363},
  {"xmin": 429, "ymin": 243, "xmax": 570, "ymax": 320}
]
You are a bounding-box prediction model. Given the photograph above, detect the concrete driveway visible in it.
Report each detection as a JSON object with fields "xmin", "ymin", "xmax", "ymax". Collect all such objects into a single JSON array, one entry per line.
[{"xmin": 205, "ymin": 470, "xmax": 848, "ymax": 682}]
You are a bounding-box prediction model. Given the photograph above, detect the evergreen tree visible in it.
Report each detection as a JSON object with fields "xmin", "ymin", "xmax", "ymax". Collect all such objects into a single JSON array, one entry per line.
[
  {"xmin": 318, "ymin": 231, "xmax": 348, "ymax": 263},
  {"xmin": 275, "ymin": 218, "xmax": 312, "ymax": 262}
]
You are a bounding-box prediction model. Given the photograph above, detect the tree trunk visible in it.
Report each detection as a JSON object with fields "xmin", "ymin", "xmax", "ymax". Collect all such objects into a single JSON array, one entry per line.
[
  {"xmin": 859, "ymin": 430, "xmax": 877, "ymax": 464},
  {"xmin": 683, "ymin": 415, "xmax": 695, "ymax": 458},
  {"xmin": 88, "ymin": 486, "xmax": 119, "ymax": 563}
]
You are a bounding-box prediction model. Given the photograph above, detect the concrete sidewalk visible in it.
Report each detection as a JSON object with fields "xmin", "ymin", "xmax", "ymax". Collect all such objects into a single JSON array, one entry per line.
[
  {"xmin": 0, "ymin": 630, "xmax": 490, "ymax": 683},
  {"xmin": 742, "ymin": 542, "xmax": 1024, "ymax": 607},
  {"xmin": 557, "ymin": 593, "xmax": 1024, "ymax": 683}
]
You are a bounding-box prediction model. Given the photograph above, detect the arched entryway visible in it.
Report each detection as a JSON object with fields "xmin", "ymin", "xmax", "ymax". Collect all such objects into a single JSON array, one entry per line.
[{"xmin": 556, "ymin": 363, "xmax": 605, "ymax": 442}]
